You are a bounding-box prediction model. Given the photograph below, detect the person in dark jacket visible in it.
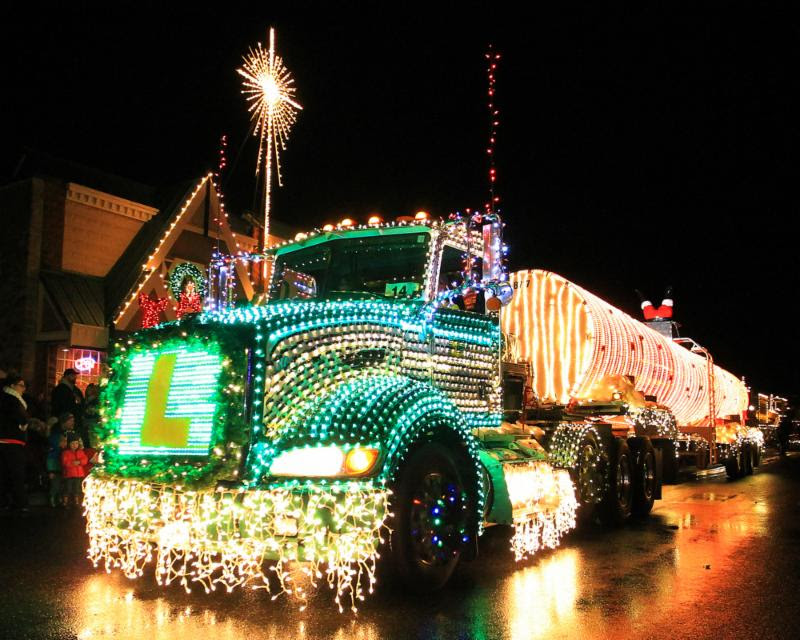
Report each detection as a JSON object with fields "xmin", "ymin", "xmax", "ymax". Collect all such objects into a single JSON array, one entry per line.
[
  {"xmin": 81, "ymin": 383, "xmax": 100, "ymax": 448},
  {"xmin": 1, "ymin": 374, "xmax": 31, "ymax": 511},
  {"xmin": 51, "ymin": 368, "xmax": 84, "ymax": 427}
]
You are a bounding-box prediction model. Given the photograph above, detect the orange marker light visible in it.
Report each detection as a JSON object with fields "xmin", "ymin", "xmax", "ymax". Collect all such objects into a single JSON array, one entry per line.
[
  {"xmin": 367, "ymin": 215, "xmax": 382, "ymax": 225},
  {"xmin": 344, "ymin": 447, "xmax": 379, "ymax": 475},
  {"xmin": 340, "ymin": 218, "xmax": 355, "ymax": 227},
  {"xmin": 414, "ymin": 210, "xmax": 429, "ymax": 220},
  {"xmin": 322, "ymin": 224, "xmax": 335, "ymax": 232}
]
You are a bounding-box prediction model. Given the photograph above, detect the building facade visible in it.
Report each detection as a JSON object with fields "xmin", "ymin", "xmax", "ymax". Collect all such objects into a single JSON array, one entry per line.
[{"xmin": 0, "ymin": 152, "xmax": 289, "ymax": 402}]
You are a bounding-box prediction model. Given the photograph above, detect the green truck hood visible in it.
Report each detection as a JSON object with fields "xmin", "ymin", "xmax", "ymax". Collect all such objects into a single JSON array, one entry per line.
[{"xmin": 97, "ymin": 299, "xmax": 430, "ymax": 487}]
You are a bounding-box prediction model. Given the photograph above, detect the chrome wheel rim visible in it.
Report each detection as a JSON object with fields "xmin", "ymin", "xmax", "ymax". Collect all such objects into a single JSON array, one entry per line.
[{"xmin": 409, "ymin": 471, "xmax": 463, "ymax": 566}]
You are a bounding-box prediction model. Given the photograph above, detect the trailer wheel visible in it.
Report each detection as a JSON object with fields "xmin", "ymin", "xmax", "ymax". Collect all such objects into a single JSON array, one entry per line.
[
  {"xmin": 753, "ymin": 443, "xmax": 761, "ymax": 468},
  {"xmin": 574, "ymin": 431, "xmax": 607, "ymax": 521},
  {"xmin": 724, "ymin": 447, "xmax": 741, "ymax": 479},
  {"xmin": 629, "ymin": 438, "xmax": 656, "ymax": 517},
  {"xmin": 600, "ymin": 439, "xmax": 633, "ymax": 526},
  {"xmin": 695, "ymin": 445, "xmax": 710, "ymax": 471},
  {"xmin": 743, "ymin": 443, "xmax": 754, "ymax": 476},
  {"xmin": 390, "ymin": 442, "xmax": 471, "ymax": 592}
]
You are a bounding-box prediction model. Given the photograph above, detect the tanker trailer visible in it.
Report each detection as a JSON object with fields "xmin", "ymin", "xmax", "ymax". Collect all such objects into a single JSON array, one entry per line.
[{"xmin": 499, "ymin": 270, "xmax": 758, "ymax": 522}]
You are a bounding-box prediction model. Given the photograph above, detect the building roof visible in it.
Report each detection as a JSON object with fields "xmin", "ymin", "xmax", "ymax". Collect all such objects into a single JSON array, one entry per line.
[
  {"xmin": 12, "ymin": 149, "xmax": 157, "ymax": 206},
  {"xmin": 104, "ymin": 178, "xmax": 200, "ymax": 320},
  {"xmin": 239, "ymin": 211, "xmax": 302, "ymax": 240},
  {"xmin": 13, "ymin": 150, "xmax": 296, "ymax": 325},
  {"xmin": 271, "ymin": 218, "xmax": 303, "ymax": 240},
  {"xmin": 40, "ymin": 270, "xmax": 105, "ymax": 328}
]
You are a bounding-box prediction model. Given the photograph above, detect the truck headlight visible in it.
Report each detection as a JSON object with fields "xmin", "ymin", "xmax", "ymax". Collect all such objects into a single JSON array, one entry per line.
[{"xmin": 269, "ymin": 445, "xmax": 380, "ymax": 477}]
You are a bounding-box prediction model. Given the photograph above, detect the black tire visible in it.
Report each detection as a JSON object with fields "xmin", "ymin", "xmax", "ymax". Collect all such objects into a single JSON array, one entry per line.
[
  {"xmin": 600, "ymin": 439, "xmax": 634, "ymax": 526},
  {"xmin": 753, "ymin": 443, "xmax": 761, "ymax": 468},
  {"xmin": 390, "ymin": 442, "xmax": 472, "ymax": 592},
  {"xmin": 653, "ymin": 438, "xmax": 679, "ymax": 484},
  {"xmin": 743, "ymin": 443, "xmax": 754, "ymax": 476},
  {"xmin": 696, "ymin": 445, "xmax": 710, "ymax": 470},
  {"xmin": 573, "ymin": 431, "xmax": 607, "ymax": 523},
  {"xmin": 629, "ymin": 438, "xmax": 657, "ymax": 517},
  {"xmin": 724, "ymin": 446, "xmax": 741, "ymax": 479},
  {"xmin": 692, "ymin": 444, "xmax": 705, "ymax": 470}
]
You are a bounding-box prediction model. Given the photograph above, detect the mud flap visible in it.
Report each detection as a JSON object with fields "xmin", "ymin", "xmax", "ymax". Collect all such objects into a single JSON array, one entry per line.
[
  {"xmin": 652, "ymin": 437, "xmax": 678, "ymax": 484},
  {"xmin": 653, "ymin": 445, "xmax": 663, "ymax": 500}
]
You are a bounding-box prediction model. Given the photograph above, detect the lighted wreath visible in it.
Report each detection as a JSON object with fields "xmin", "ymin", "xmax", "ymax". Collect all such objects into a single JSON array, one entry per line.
[{"xmin": 168, "ymin": 262, "xmax": 208, "ymax": 299}]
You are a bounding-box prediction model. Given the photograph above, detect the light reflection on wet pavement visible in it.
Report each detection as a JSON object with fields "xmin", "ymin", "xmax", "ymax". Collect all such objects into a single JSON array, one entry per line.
[{"xmin": 2, "ymin": 454, "xmax": 799, "ymax": 640}]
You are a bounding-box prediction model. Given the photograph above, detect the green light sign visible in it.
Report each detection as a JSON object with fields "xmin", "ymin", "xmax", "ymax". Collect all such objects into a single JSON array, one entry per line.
[
  {"xmin": 117, "ymin": 345, "xmax": 223, "ymax": 456},
  {"xmin": 384, "ymin": 281, "xmax": 421, "ymax": 298}
]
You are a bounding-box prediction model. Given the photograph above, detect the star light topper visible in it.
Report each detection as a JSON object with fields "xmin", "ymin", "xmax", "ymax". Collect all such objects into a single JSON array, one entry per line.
[{"xmin": 237, "ymin": 28, "xmax": 302, "ymax": 252}]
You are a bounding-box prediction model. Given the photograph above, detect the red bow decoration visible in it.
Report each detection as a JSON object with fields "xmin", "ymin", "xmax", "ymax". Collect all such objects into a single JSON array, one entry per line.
[
  {"xmin": 138, "ymin": 293, "xmax": 169, "ymax": 328},
  {"xmin": 176, "ymin": 291, "xmax": 203, "ymax": 318}
]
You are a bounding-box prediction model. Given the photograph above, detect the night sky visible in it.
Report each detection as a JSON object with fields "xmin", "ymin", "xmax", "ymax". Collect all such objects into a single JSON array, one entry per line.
[{"xmin": 2, "ymin": 4, "xmax": 798, "ymax": 398}]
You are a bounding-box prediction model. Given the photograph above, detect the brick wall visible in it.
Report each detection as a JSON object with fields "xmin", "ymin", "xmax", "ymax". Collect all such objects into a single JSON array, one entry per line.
[
  {"xmin": 39, "ymin": 179, "xmax": 66, "ymax": 271},
  {"xmin": 0, "ymin": 180, "xmax": 33, "ymax": 376},
  {"xmin": 0, "ymin": 177, "xmax": 67, "ymax": 387},
  {"xmin": 62, "ymin": 199, "xmax": 144, "ymax": 276}
]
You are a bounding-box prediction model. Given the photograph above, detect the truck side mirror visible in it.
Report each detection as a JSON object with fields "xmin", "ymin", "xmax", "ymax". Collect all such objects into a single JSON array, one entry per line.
[{"xmin": 485, "ymin": 282, "xmax": 514, "ymax": 311}]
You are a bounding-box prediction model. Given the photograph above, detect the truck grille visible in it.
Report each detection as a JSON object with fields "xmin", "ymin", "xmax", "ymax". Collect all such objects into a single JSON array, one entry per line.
[{"xmin": 116, "ymin": 344, "xmax": 224, "ymax": 457}]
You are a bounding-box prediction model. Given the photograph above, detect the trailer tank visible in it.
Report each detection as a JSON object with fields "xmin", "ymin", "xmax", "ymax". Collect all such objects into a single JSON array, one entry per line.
[{"xmin": 500, "ymin": 269, "xmax": 748, "ymax": 425}]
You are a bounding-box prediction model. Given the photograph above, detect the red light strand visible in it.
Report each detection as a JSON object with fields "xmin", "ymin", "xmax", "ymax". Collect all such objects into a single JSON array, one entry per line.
[
  {"xmin": 485, "ymin": 45, "xmax": 501, "ymax": 215},
  {"xmin": 213, "ymin": 134, "xmax": 228, "ymax": 253},
  {"xmin": 215, "ymin": 134, "xmax": 228, "ymax": 182}
]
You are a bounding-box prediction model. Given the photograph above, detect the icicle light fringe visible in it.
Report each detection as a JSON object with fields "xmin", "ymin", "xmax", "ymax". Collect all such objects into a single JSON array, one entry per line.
[{"xmin": 84, "ymin": 476, "xmax": 390, "ymax": 612}]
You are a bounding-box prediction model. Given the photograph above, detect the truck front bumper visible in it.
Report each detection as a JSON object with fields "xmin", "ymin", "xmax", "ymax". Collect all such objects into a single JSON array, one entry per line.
[{"xmin": 83, "ymin": 474, "xmax": 390, "ymax": 606}]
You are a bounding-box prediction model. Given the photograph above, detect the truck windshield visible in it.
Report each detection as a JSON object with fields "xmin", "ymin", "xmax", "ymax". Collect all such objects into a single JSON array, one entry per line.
[{"xmin": 270, "ymin": 232, "xmax": 430, "ymax": 300}]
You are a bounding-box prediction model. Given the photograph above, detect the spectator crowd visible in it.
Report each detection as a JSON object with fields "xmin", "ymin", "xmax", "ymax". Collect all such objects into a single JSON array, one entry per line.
[{"xmin": 1, "ymin": 367, "xmax": 100, "ymax": 513}]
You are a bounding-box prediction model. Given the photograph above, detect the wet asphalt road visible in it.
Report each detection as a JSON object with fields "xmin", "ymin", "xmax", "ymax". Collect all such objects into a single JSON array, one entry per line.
[{"xmin": 2, "ymin": 453, "xmax": 800, "ymax": 640}]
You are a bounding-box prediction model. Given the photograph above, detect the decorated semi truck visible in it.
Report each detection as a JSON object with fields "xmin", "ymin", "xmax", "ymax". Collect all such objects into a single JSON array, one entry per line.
[
  {"xmin": 86, "ymin": 215, "xmax": 578, "ymax": 610},
  {"xmin": 85, "ymin": 213, "xmax": 758, "ymax": 608}
]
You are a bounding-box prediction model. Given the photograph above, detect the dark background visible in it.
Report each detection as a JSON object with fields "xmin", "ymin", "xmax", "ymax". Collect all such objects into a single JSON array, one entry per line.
[{"xmin": 2, "ymin": 3, "xmax": 797, "ymax": 397}]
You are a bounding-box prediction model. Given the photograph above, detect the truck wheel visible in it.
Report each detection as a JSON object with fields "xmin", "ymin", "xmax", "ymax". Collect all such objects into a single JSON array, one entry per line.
[
  {"xmin": 753, "ymin": 444, "xmax": 761, "ymax": 468},
  {"xmin": 629, "ymin": 438, "xmax": 656, "ymax": 517},
  {"xmin": 743, "ymin": 443, "xmax": 754, "ymax": 476},
  {"xmin": 390, "ymin": 442, "xmax": 471, "ymax": 592},
  {"xmin": 724, "ymin": 448, "xmax": 741, "ymax": 479},
  {"xmin": 696, "ymin": 446, "xmax": 710, "ymax": 470},
  {"xmin": 600, "ymin": 439, "xmax": 633, "ymax": 526},
  {"xmin": 574, "ymin": 431, "xmax": 606, "ymax": 521}
]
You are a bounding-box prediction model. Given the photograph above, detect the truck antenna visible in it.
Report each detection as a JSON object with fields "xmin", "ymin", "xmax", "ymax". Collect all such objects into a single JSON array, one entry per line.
[{"xmin": 485, "ymin": 44, "xmax": 501, "ymax": 216}]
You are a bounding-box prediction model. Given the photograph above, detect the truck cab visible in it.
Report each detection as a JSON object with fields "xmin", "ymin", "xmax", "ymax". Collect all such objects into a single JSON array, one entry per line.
[{"xmin": 86, "ymin": 218, "xmax": 576, "ymax": 607}]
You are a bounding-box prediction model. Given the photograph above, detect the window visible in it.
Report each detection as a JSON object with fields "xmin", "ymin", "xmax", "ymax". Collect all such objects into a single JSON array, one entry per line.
[
  {"xmin": 53, "ymin": 347, "xmax": 107, "ymax": 391},
  {"xmin": 437, "ymin": 244, "xmax": 466, "ymax": 295},
  {"xmin": 270, "ymin": 232, "xmax": 431, "ymax": 300},
  {"xmin": 270, "ymin": 246, "xmax": 331, "ymax": 300}
]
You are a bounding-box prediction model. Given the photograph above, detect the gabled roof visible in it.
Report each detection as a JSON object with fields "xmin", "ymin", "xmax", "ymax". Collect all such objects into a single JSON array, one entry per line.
[
  {"xmin": 40, "ymin": 270, "xmax": 105, "ymax": 328},
  {"xmin": 104, "ymin": 178, "xmax": 200, "ymax": 321}
]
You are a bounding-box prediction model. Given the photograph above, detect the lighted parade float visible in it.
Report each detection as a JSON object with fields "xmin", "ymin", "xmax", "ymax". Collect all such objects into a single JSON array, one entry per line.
[{"xmin": 82, "ymin": 32, "xmax": 760, "ymax": 612}]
